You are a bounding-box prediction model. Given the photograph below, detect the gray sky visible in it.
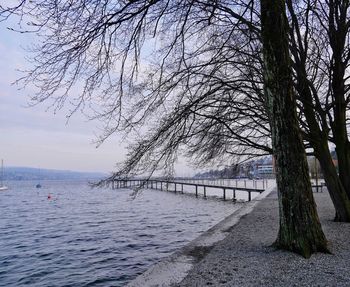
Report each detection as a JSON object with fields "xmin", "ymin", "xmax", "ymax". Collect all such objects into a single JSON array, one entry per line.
[
  {"xmin": 0, "ymin": 21, "xmax": 126, "ymax": 173},
  {"xmin": 0, "ymin": 20, "xmax": 196, "ymax": 176}
]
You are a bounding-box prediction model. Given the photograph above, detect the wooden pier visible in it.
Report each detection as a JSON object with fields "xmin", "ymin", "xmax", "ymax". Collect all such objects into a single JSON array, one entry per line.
[
  {"xmin": 111, "ymin": 179, "xmax": 265, "ymax": 202},
  {"xmin": 312, "ymin": 183, "xmax": 325, "ymax": 193}
]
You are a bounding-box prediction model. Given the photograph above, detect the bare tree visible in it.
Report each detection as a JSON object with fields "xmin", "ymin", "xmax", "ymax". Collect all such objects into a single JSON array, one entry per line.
[
  {"xmin": 286, "ymin": 0, "xmax": 350, "ymax": 221},
  {"xmin": 261, "ymin": 0, "xmax": 328, "ymax": 258},
  {"xmin": 1, "ymin": 1, "xmax": 348, "ymax": 191},
  {"xmin": 1, "ymin": 0, "xmax": 338, "ymax": 257},
  {"xmin": 0, "ymin": 0, "xmax": 270, "ymax": 172}
]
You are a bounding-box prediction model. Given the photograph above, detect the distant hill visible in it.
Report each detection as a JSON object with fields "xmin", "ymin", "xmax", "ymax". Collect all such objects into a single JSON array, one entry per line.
[{"xmin": 3, "ymin": 167, "xmax": 107, "ymax": 181}]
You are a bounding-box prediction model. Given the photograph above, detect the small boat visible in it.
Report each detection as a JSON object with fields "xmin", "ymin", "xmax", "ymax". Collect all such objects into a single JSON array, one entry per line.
[
  {"xmin": 0, "ymin": 159, "xmax": 8, "ymax": 191},
  {"xmin": 36, "ymin": 183, "xmax": 42, "ymax": 189}
]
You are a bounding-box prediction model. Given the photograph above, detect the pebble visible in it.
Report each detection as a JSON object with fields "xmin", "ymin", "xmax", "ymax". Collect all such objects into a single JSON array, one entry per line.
[{"xmin": 178, "ymin": 190, "xmax": 350, "ymax": 287}]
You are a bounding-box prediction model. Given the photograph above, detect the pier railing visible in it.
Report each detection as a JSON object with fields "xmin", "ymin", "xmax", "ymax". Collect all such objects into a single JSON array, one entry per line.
[{"xmin": 111, "ymin": 179, "xmax": 265, "ymax": 202}]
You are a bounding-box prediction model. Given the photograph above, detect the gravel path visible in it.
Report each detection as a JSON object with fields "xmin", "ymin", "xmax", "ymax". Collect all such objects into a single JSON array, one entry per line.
[{"xmin": 177, "ymin": 190, "xmax": 350, "ymax": 287}]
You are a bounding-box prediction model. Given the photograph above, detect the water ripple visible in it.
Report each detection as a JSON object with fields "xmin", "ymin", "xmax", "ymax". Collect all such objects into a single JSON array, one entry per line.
[{"xmin": 0, "ymin": 180, "xmax": 239, "ymax": 286}]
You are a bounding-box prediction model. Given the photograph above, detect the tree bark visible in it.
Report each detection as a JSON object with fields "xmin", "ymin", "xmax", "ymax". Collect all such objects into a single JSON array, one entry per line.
[
  {"xmin": 328, "ymin": 0, "xmax": 350, "ymax": 200},
  {"xmin": 316, "ymin": 142, "xmax": 350, "ymax": 222},
  {"xmin": 294, "ymin": 68, "xmax": 350, "ymax": 222},
  {"xmin": 287, "ymin": 0, "xmax": 350, "ymax": 221},
  {"xmin": 260, "ymin": 0, "xmax": 328, "ymax": 258},
  {"xmin": 331, "ymin": 32, "xmax": 350, "ymax": 200},
  {"xmin": 331, "ymin": 46, "xmax": 350, "ymax": 201}
]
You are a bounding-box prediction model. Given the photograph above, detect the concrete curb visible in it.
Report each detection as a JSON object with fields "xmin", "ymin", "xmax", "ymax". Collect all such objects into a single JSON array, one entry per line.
[{"xmin": 126, "ymin": 185, "xmax": 275, "ymax": 287}]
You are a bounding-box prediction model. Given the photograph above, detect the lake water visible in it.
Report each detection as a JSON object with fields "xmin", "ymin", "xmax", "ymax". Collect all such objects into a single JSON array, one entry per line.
[{"xmin": 0, "ymin": 180, "xmax": 242, "ymax": 286}]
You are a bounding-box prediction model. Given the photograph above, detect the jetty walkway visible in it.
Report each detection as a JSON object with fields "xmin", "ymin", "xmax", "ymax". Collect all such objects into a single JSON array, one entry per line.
[{"xmin": 112, "ymin": 178, "xmax": 268, "ymax": 202}]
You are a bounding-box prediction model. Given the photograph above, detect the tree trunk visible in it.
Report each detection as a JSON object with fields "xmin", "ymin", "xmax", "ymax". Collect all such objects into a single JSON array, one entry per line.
[
  {"xmin": 331, "ymin": 42, "xmax": 350, "ymax": 200},
  {"xmin": 294, "ymin": 66, "xmax": 350, "ymax": 222},
  {"xmin": 332, "ymin": 66, "xmax": 350, "ymax": 200},
  {"xmin": 286, "ymin": 0, "xmax": 350, "ymax": 222},
  {"xmin": 336, "ymin": 145, "xmax": 350, "ymax": 198},
  {"xmin": 260, "ymin": 0, "xmax": 328, "ymax": 258},
  {"xmin": 316, "ymin": 142, "xmax": 350, "ymax": 222},
  {"xmin": 328, "ymin": 0, "xmax": 350, "ymax": 200}
]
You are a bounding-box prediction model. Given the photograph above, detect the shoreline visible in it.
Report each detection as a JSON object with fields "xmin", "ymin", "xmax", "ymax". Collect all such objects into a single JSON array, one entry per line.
[{"xmin": 126, "ymin": 184, "xmax": 276, "ymax": 287}]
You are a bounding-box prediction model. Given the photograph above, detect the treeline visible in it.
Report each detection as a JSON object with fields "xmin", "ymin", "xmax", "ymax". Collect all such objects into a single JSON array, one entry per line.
[{"xmin": 194, "ymin": 166, "xmax": 240, "ymax": 179}]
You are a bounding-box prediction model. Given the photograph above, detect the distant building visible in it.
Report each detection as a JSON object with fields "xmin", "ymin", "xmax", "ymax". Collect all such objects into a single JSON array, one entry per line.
[{"xmin": 257, "ymin": 164, "xmax": 275, "ymax": 178}]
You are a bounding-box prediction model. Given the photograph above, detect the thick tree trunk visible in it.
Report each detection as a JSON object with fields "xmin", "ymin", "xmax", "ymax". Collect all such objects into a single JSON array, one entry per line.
[{"xmin": 261, "ymin": 0, "xmax": 328, "ymax": 258}]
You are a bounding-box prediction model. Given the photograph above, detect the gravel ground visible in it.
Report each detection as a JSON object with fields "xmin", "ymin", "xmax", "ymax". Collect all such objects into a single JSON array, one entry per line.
[{"xmin": 177, "ymin": 190, "xmax": 350, "ymax": 287}]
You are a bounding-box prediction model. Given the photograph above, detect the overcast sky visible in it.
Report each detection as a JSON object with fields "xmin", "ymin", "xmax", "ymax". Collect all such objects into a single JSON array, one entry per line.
[
  {"xmin": 0, "ymin": 20, "xmax": 127, "ymax": 173},
  {"xmin": 0, "ymin": 19, "xmax": 197, "ymax": 176}
]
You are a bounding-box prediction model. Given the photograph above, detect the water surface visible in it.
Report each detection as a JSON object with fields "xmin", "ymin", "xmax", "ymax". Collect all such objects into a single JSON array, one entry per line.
[{"xmin": 0, "ymin": 180, "xmax": 240, "ymax": 286}]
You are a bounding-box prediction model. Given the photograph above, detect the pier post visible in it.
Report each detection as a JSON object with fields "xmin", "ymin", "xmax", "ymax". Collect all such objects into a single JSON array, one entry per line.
[{"xmin": 112, "ymin": 179, "xmax": 263, "ymax": 203}]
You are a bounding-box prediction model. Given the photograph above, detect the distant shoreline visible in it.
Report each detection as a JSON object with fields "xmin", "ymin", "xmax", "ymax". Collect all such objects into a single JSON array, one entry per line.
[{"xmin": 3, "ymin": 166, "xmax": 106, "ymax": 181}]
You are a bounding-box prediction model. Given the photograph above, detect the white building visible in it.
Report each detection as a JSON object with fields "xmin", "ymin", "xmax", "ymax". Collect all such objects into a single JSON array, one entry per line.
[{"xmin": 257, "ymin": 165, "xmax": 274, "ymax": 178}]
